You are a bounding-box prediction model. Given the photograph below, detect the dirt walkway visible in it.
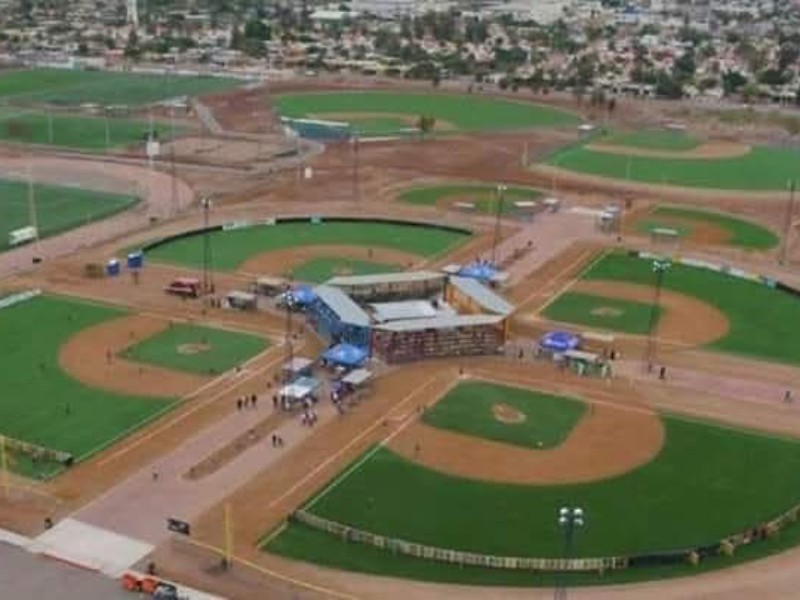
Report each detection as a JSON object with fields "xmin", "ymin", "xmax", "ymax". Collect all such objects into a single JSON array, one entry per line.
[
  {"xmin": 388, "ymin": 372, "xmax": 663, "ymax": 484},
  {"xmin": 59, "ymin": 314, "xmax": 208, "ymax": 398}
]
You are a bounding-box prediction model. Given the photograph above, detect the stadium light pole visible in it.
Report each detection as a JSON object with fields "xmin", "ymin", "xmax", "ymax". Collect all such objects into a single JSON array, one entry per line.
[
  {"xmin": 780, "ymin": 179, "xmax": 796, "ymax": 265},
  {"xmin": 644, "ymin": 259, "xmax": 670, "ymax": 371},
  {"xmin": 554, "ymin": 506, "xmax": 585, "ymax": 600},
  {"xmin": 491, "ymin": 183, "xmax": 507, "ymax": 265}
]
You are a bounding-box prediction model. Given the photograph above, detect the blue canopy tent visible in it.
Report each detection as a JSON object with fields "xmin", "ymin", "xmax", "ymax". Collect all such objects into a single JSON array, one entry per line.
[
  {"xmin": 458, "ymin": 260, "xmax": 499, "ymax": 284},
  {"xmin": 322, "ymin": 343, "xmax": 368, "ymax": 368},
  {"xmin": 287, "ymin": 285, "xmax": 317, "ymax": 308},
  {"xmin": 539, "ymin": 330, "xmax": 581, "ymax": 353}
]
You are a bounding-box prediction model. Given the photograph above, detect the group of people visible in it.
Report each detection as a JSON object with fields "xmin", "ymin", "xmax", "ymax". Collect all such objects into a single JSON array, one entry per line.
[
  {"xmin": 300, "ymin": 409, "xmax": 318, "ymax": 427},
  {"xmin": 236, "ymin": 394, "xmax": 258, "ymax": 411}
]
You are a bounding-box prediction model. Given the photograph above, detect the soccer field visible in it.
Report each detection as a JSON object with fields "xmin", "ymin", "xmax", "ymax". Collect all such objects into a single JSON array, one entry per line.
[
  {"xmin": 0, "ymin": 178, "xmax": 138, "ymax": 250},
  {"xmin": 274, "ymin": 91, "xmax": 579, "ymax": 135},
  {"xmin": 0, "ymin": 69, "xmax": 241, "ymax": 106},
  {"xmin": 146, "ymin": 220, "xmax": 470, "ymax": 271},
  {"xmin": 0, "ymin": 108, "xmax": 168, "ymax": 150},
  {"xmin": 0, "ymin": 295, "xmax": 176, "ymax": 477}
]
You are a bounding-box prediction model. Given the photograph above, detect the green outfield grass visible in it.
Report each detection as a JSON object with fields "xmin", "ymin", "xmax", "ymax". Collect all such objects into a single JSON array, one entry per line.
[
  {"xmin": 146, "ymin": 221, "xmax": 469, "ymax": 271},
  {"xmin": 542, "ymin": 291, "xmax": 661, "ymax": 335},
  {"xmin": 120, "ymin": 323, "xmax": 268, "ymax": 375},
  {"xmin": 0, "ymin": 108, "xmax": 163, "ymax": 150},
  {"xmin": 422, "ymin": 381, "xmax": 585, "ymax": 449},
  {"xmin": 583, "ymin": 252, "xmax": 800, "ymax": 363},
  {"xmin": 546, "ymin": 145, "xmax": 800, "ymax": 190},
  {"xmin": 0, "ymin": 68, "xmax": 240, "ymax": 106},
  {"xmin": 267, "ymin": 415, "xmax": 800, "ymax": 584},
  {"xmin": 636, "ymin": 206, "xmax": 779, "ymax": 250},
  {"xmin": 0, "ymin": 179, "xmax": 138, "ymax": 250},
  {"xmin": 0, "ymin": 295, "xmax": 176, "ymax": 477},
  {"xmin": 289, "ymin": 258, "xmax": 401, "ymax": 284},
  {"xmin": 274, "ymin": 92, "xmax": 579, "ymax": 135},
  {"xmin": 601, "ymin": 130, "xmax": 700, "ymax": 151},
  {"xmin": 399, "ymin": 183, "xmax": 542, "ymax": 215}
]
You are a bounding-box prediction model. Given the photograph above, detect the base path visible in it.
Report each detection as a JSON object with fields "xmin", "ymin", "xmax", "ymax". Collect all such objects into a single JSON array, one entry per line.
[{"xmin": 59, "ymin": 314, "xmax": 209, "ymax": 398}]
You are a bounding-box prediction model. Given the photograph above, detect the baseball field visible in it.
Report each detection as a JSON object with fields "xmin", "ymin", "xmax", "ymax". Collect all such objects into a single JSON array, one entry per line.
[
  {"xmin": 0, "ymin": 68, "xmax": 241, "ymax": 106},
  {"xmin": 632, "ymin": 206, "xmax": 779, "ymax": 249},
  {"xmin": 398, "ymin": 183, "xmax": 542, "ymax": 214},
  {"xmin": 0, "ymin": 108, "xmax": 164, "ymax": 150},
  {"xmin": 274, "ymin": 91, "xmax": 579, "ymax": 135},
  {"xmin": 0, "ymin": 178, "xmax": 138, "ymax": 249},
  {"xmin": 289, "ymin": 257, "xmax": 401, "ymax": 283},
  {"xmin": 543, "ymin": 291, "xmax": 660, "ymax": 335},
  {"xmin": 0, "ymin": 295, "xmax": 177, "ymax": 478},
  {"xmin": 601, "ymin": 130, "xmax": 700, "ymax": 151},
  {"xmin": 265, "ymin": 380, "xmax": 800, "ymax": 585},
  {"xmin": 546, "ymin": 142, "xmax": 800, "ymax": 190},
  {"xmin": 145, "ymin": 220, "xmax": 470, "ymax": 272}
]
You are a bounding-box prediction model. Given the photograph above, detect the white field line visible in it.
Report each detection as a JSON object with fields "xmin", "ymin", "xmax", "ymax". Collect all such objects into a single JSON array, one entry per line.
[
  {"xmin": 513, "ymin": 247, "xmax": 595, "ymax": 314},
  {"xmin": 532, "ymin": 247, "xmax": 611, "ymax": 316}
]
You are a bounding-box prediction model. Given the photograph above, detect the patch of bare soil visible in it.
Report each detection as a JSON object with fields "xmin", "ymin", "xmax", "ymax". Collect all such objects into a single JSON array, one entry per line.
[
  {"xmin": 629, "ymin": 213, "xmax": 731, "ymax": 245},
  {"xmin": 586, "ymin": 141, "xmax": 751, "ymax": 159},
  {"xmin": 177, "ymin": 343, "xmax": 211, "ymax": 355},
  {"xmin": 59, "ymin": 314, "xmax": 210, "ymax": 398},
  {"xmin": 237, "ymin": 245, "xmax": 422, "ymax": 278},
  {"xmin": 591, "ymin": 306, "xmax": 624, "ymax": 317},
  {"xmin": 492, "ymin": 403, "xmax": 526, "ymax": 424}
]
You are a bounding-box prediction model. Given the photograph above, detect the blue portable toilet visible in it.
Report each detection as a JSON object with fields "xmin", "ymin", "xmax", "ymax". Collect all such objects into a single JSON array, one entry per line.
[
  {"xmin": 127, "ymin": 251, "xmax": 144, "ymax": 270},
  {"xmin": 106, "ymin": 259, "xmax": 121, "ymax": 277}
]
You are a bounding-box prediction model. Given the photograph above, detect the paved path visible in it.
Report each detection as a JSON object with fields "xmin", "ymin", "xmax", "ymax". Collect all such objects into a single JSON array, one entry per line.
[{"xmin": 76, "ymin": 384, "xmax": 337, "ymax": 545}]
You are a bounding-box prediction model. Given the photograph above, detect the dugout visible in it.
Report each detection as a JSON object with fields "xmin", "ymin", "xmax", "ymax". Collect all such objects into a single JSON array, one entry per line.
[{"xmin": 309, "ymin": 285, "xmax": 372, "ymax": 349}]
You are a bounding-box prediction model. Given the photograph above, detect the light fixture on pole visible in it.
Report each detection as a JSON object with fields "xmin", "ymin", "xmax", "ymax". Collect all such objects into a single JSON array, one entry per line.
[
  {"xmin": 554, "ymin": 506, "xmax": 585, "ymax": 600},
  {"xmin": 491, "ymin": 183, "xmax": 507, "ymax": 265},
  {"xmin": 644, "ymin": 258, "xmax": 670, "ymax": 370}
]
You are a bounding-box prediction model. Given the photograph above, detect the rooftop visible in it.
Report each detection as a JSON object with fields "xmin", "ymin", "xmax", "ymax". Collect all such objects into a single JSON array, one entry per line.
[
  {"xmin": 448, "ymin": 276, "xmax": 514, "ymax": 316},
  {"xmin": 313, "ymin": 285, "xmax": 371, "ymax": 327},
  {"xmin": 375, "ymin": 313, "xmax": 504, "ymax": 332},
  {"xmin": 327, "ymin": 271, "xmax": 445, "ymax": 287}
]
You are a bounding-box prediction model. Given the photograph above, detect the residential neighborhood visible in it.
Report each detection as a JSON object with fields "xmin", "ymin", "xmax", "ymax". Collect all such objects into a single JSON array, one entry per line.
[{"xmin": 2, "ymin": 1, "xmax": 800, "ymax": 105}]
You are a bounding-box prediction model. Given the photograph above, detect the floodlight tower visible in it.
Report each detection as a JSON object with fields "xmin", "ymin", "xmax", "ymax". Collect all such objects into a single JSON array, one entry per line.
[{"xmin": 126, "ymin": 0, "xmax": 139, "ymax": 28}]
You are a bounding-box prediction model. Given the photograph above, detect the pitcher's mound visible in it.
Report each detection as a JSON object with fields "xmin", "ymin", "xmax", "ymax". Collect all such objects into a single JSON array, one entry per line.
[
  {"xmin": 591, "ymin": 306, "xmax": 623, "ymax": 318},
  {"xmin": 333, "ymin": 264, "xmax": 354, "ymax": 275},
  {"xmin": 177, "ymin": 343, "xmax": 211, "ymax": 355},
  {"xmin": 492, "ymin": 403, "xmax": 526, "ymax": 424}
]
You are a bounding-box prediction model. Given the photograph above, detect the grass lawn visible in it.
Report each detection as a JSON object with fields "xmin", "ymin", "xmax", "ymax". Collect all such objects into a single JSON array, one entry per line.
[
  {"xmin": 120, "ymin": 324, "xmax": 268, "ymax": 375},
  {"xmin": 289, "ymin": 258, "xmax": 401, "ymax": 284},
  {"xmin": 546, "ymin": 145, "xmax": 800, "ymax": 190},
  {"xmin": 0, "ymin": 295, "xmax": 176, "ymax": 477},
  {"xmin": 422, "ymin": 381, "xmax": 585, "ymax": 449},
  {"xmin": 146, "ymin": 221, "xmax": 469, "ymax": 271},
  {"xmin": 542, "ymin": 291, "xmax": 660, "ymax": 335},
  {"xmin": 274, "ymin": 92, "xmax": 579, "ymax": 135},
  {"xmin": 399, "ymin": 184, "xmax": 541, "ymax": 214},
  {"xmin": 601, "ymin": 130, "xmax": 700, "ymax": 151},
  {"xmin": 0, "ymin": 68, "xmax": 240, "ymax": 106},
  {"xmin": 638, "ymin": 206, "xmax": 779, "ymax": 250},
  {"xmin": 268, "ymin": 415, "xmax": 800, "ymax": 564},
  {"xmin": 0, "ymin": 108, "xmax": 163, "ymax": 150},
  {"xmin": 583, "ymin": 252, "xmax": 800, "ymax": 363},
  {"xmin": 0, "ymin": 178, "xmax": 137, "ymax": 249}
]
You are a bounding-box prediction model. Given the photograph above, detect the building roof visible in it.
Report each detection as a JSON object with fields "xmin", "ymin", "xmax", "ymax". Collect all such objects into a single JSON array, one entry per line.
[
  {"xmin": 327, "ymin": 271, "xmax": 445, "ymax": 287},
  {"xmin": 314, "ymin": 285, "xmax": 371, "ymax": 327},
  {"xmin": 375, "ymin": 314, "xmax": 503, "ymax": 332},
  {"xmin": 448, "ymin": 276, "xmax": 514, "ymax": 316},
  {"xmin": 370, "ymin": 300, "xmax": 448, "ymax": 322}
]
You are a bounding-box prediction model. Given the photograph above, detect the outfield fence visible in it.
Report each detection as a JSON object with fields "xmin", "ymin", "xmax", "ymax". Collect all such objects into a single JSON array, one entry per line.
[{"xmin": 292, "ymin": 496, "xmax": 800, "ymax": 572}]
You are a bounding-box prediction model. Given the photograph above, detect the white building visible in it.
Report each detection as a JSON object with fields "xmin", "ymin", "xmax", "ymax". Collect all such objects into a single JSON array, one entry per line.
[{"xmin": 351, "ymin": 0, "xmax": 453, "ymax": 17}]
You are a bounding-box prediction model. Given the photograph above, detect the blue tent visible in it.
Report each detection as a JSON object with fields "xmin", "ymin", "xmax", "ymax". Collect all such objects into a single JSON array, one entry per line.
[
  {"xmin": 289, "ymin": 285, "xmax": 317, "ymax": 307},
  {"xmin": 322, "ymin": 343, "xmax": 368, "ymax": 368},
  {"xmin": 539, "ymin": 331, "xmax": 581, "ymax": 353},
  {"xmin": 458, "ymin": 260, "xmax": 498, "ymax": 283}
]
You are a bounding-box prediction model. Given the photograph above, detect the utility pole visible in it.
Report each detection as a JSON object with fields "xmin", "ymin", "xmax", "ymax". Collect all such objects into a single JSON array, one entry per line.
[
  {"xmin": 201, "ymin": 197, "xmax": 214, "ymax": 303},
  {"xmin": 644, "ymin": 259, "xmax": 670, "ymax": 371},
  {"xmin": 554, "ymin": 507, "xmax": 585, "ymax": 600},
  {"xmin": 491, "ymin": 184, "xmax": 507, "ymax": 264},
  {"xmin": 352, "ymin": 130, "xmax": 360, "ymax": 202},
  {"xmin": 780, "ymin": 179, "xmax": 796, "ymax": 265}
]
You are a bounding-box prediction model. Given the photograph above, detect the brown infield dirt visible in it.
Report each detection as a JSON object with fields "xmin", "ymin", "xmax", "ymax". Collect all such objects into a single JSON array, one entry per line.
[
  {"xmin": 310, "ymin": 111, "xmax": 457, "ymax": 132},
  {"xmin": 627, "ymin": 211, "xmax": 732, "ymax": 246},
  {"xmin": 586, "ymin": 141, "xmax": 751, "ymax": 159},
  {"xmin": 492, "ymin": 403, "xmax": 526, "ymax": 424},
  {"xmin": 58, "ymin": 314, "xmax": 209, "ymax": 398},
  {"xmin": 388, "ymin": 372, "xmax": 664, "ymax": 485},
  {"xmin": 237, "ymin": 245, "xmax": 423, "ymax": 278}
]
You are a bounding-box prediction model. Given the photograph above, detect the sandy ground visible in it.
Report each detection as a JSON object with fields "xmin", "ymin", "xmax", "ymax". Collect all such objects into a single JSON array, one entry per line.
[
  {"xmin": 388, "ymin": 369, "xmax": 664, "ymax": 484},
  {"xmin": 59, "ymin": 313, "xmax": 209, "ymax": 397},
  {"xmin": 586, "ymin": 140, "xmax": 750, "ymax": 159}
]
